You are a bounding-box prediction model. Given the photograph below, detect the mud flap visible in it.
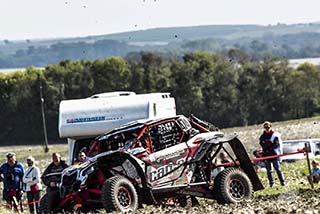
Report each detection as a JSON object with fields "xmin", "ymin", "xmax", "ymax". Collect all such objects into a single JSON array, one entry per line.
[{"xmin": 229, "ymin": 137, "xmax": 264, "ymax": 191}]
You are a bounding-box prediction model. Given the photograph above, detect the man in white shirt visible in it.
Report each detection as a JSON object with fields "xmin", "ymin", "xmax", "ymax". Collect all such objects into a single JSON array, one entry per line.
[{"xmin": 22, "ymin": 156, "xmax": 42, "ymax": 214}]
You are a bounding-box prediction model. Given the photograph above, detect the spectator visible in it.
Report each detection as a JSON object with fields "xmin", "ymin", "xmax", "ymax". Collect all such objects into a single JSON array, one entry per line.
[
  {"xmin": 78, "ymin": 151, "xmax": 90, "ymax": 163},
  {"xmin": 253, "ymin": 149, "xmax": 266, "ymax": 171},
  {"xmin": 211, "ymin": 152, "xmax": 231, "ymax": 178},
  {"xmin": 41, "ymin": 153, "xmax": 68, "ymax": 213},
  {"xmin": 23, "ymin": 156, "xmax": 42, "ymax": 214},
  {"xmin": 259, "ymin": 121, "xmax": 285, "ymax": 187},
  {"xmin": 308, "ymin": 160, "xmax": 320, "ymax": 184},
  {"xmin": 0, "ymin": 152, "xmax": 24, "ymax": 210},
  {"xmin": 219, "ymin": 151, "xmax": 232, "ymax": 163}
]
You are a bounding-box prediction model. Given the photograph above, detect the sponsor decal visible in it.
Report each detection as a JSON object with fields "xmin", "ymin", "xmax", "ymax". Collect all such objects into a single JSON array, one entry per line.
[
  {"xmin": 151, "ymin": 149, "xmax": 186, "ymax": 163},
  {"xmin": 155, "ymin": 150, "xmax": 185, "ymax": 163},
  {"xmin": 149, "ymin": 157, "xmax": 186, "ymax": 182},
  {"xmin": 66, "ymin": 116, "xmax": 123, "ymax": 124}
]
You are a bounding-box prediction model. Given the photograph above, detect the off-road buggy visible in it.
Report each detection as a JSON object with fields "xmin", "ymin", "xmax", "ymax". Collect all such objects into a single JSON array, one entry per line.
[{"xmin": 39, "ymin": 115, "xmax": 263, "ymax": 213}]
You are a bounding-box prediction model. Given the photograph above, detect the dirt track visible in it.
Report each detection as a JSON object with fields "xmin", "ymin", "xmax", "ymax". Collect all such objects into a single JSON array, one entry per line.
[{"xmin": 134, "ymin": 189, "xmax": 320, "ymax": 214}]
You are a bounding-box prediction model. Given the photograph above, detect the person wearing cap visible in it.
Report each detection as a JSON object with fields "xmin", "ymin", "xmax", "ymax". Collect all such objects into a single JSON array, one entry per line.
[
  {"xmin": 253, "ymin": 149, "xmax": 266, "ymax": 171},
  {"xmin": 308, "ymin": 160, "xmax": 320, "ymax": 184},
  {"xmin": 23, "ymin": 156, "xmax": 42, "ymax": 214},
  {"xmin": 41, "ymin": 153, "xmax": 68, "ymax": 213},
  {"xmin": 0, "ymin": 152, "xmax": 25, "ymax": 208},
  {"xmin": 259, "ymin": 121, "xmax": 285, "ymax": 187}
]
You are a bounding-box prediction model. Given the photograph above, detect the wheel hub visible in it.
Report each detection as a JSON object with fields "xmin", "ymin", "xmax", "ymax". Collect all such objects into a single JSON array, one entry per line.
[
  {"xmin": 229, "ymin": 179, "xmax": 245, "ymax": 199},
  {"xmin": 117, "ymin": 186, "xmax": 131, "ymax": 208}
]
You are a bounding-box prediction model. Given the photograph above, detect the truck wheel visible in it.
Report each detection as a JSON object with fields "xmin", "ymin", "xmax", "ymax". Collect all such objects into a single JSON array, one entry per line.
[
  {"xmin": 214, "ymin": 167, "xmax": 253, "ymax": 204},
  {"xmin": 102, "ymin": 176, "xmax": 139, "ymax": 212},
  {"xmin": 38, "ymin": 193, "xmax": 49, "ymax": 214}
]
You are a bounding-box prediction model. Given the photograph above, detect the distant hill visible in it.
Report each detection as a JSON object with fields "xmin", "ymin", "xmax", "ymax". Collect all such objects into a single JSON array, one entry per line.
[
  {"xmin": 2, "ymin": 23, "xmax": 320, "ymax": 52},
  {"xmin": 1, "ymin": 22, "xmax": 320, "ymax": 68},
  {"xmin": 96, "ymin": 23, "xmax": 320, "ymax": 41}
]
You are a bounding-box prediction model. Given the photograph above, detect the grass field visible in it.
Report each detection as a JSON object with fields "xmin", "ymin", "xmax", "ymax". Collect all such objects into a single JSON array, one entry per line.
[{"xmin": 0, "ymin": 116, "xmax": 320, "ymax": 213}]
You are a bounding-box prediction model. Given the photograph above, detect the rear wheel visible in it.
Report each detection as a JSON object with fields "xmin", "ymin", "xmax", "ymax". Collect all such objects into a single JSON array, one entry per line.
[
  {"xmin": 102, "ymin": 176, "xmax": 139, "ymax": 212},
  {"xmin": 214, "ymin": 167, "xmax": 253, "ymax": 204}
]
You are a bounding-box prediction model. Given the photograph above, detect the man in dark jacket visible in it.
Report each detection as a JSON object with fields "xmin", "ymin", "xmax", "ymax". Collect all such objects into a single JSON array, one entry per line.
[
  {"xmin": 41, "ymin": 153, "xmax": 68, "ymax": 213},
  {"xmin": 0, "ymin": 152, "xmax": 24, "ymax": 209},
  {"xmin": 259, "ymin": 121, "xmax": 285, "ymax": 187}
]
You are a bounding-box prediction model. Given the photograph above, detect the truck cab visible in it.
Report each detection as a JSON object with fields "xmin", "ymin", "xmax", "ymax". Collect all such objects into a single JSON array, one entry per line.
[
  {"xmin": 281, "ymin": 138, "xmax": 320, "ymax": 162},
  {"xmin": 58, "ymin": 91, "xmax": 176, "ymax": 163}
]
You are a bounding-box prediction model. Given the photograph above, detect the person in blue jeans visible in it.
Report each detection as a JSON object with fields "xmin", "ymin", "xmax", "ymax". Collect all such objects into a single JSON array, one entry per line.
[
  {"xmin": 259, "ymin": 121, "xmax": 285, "ymax": 187},
  {"xmin": 0, "ymin": 152, "xmax": 25, "ymax": 208},
  {"xmin": 308, "ymin": 160, "xmax": 320, "ymax": 184}
]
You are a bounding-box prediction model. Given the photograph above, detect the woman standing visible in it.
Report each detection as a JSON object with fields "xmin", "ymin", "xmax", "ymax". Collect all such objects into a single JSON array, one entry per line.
[
  {"xmin": 259, "ymin": 121, "xmax": 285, "ymax": 187},
  {"xmin": 23, "ymin": 156, "xmax": 42, "ymax": 214}
]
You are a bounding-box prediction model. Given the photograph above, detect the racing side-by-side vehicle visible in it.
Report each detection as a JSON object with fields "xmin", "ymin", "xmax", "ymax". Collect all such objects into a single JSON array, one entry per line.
[{"xmin": 39, "ymin": 115, "xmax": 264, "ymax": 213}]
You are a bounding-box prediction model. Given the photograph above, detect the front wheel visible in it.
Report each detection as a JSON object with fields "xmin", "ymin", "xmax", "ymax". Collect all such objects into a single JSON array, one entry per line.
[
  {"xmin": 101, "ymin": 176, "xmax": 139, "ymax": 212},
  {"xmin": 214, "ymin": 167, "xmax": 253, "ymax": 204}
]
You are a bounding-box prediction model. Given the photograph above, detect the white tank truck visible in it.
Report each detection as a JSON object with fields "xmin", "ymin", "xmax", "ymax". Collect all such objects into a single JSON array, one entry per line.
[{"xmin": 58, "ymin": 91, "xmax": 176, "ymax": 163}]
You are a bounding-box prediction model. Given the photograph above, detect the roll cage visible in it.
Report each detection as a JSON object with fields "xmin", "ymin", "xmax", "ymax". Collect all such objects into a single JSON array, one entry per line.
[{"xmin": 85, "ymin": 115, "xmax": 197, "ymax": 157}]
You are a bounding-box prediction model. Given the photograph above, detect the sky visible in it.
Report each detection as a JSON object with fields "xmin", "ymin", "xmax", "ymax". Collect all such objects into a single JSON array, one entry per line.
[{"xmin": 1, "ymin": 0, "xmax": 320, "ymax": 40}]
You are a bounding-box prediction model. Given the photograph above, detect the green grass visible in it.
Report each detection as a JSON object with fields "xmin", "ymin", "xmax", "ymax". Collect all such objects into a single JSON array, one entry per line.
[
  {"xmin": 254, "ymin": 159, "xmax": 314, "ymax": 197},
  {"xmin": 217, "ymin": 115, "xmax": 320, "ymax": 198}
]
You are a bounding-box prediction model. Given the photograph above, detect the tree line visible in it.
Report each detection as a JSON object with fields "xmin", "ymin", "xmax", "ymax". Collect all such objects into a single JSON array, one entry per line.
[{"xmin": 0, "ymin": 51, "xmax": 319, "ymax": 145}]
